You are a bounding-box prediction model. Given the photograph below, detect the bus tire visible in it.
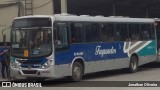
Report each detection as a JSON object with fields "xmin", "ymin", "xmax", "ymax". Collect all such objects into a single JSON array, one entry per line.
[
  {"xmin": 129, "ymin": 55, "xmax": 138, "ymax": 73},
  {"xmin": 71, "ymin": 61, "xmax": 83, "ymax": 81}
]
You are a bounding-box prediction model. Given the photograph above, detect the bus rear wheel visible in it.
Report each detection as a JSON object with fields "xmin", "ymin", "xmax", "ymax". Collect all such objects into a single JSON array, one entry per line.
[
  {"xmin": 71, "ymin": 61, "xmax": 83, "ymax": 81},
  {"xmin": 129, "ymin": 55, "xmax": 138, "ymax": 73}
]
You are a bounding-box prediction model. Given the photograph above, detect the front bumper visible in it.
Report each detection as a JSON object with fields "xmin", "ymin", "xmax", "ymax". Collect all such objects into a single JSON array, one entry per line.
[{"xmin": 10, "ymin": 66, "xmax": 54, "ymax": 78}]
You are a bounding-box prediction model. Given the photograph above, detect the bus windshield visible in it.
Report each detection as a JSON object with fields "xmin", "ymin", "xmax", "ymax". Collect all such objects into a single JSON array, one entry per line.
[{"xmin": 11, "ymin": 28, "xmax": 52, "ymax": 58}]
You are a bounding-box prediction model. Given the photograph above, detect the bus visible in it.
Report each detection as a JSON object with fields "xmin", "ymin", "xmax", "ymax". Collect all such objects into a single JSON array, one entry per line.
[{"xmin": 10, "ymin": 14, "xmax": 157, "ymax": 81}]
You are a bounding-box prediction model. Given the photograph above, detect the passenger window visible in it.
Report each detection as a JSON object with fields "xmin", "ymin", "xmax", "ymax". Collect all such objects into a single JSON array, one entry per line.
[
  {"xmin": 141, "ymin": 24, "xmax": 152, "ymax": 40},
  {"xmin": 115, "ymin": 24, "xmax": 128, "ymax": 41},
  {"xmin": 71, "ymin": 23, "xmax": 86, "ymax": 43},
  {"xmin": 101, "ymin": 23, "xmax": 114, "ymax": 42},
  {"xmin": 129, "ymin": 24, "xmax": 141, "ymax": 41},
  {"xmin": 54, "ymin": 23, "xmax": 69, "ymax": 52},
  {"xmin": 85, "ymin": 23, "xmax": 100, "ymax": 42},
  {"xmin": 151, "ymin": 24, "xmax": 156, "ymax": 40}
]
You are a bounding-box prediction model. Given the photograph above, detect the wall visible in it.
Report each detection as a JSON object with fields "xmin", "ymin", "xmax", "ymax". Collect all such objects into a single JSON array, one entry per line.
[
  {"xmin": 0, "ymin": 0, "xmax": 54, "ymax": 43},
  {"xmin": 32, "ymin": 0, "xmax": 53, "ymax": 15},
  {"xmin": 0, "ymin": 5, "xmax": 18, "ymax": 43}
]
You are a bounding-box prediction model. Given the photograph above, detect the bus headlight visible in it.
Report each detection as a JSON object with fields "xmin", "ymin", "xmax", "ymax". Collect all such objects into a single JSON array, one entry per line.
[
  {"xmin": 10, "ymin": 61, "xmax": 20, "ymax": 68},
  {"xmin": 41, "ymin": 59, "xmax": 53, "ymax": 69}
]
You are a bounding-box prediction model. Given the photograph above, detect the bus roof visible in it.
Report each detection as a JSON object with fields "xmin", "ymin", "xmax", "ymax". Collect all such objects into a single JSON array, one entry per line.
[
  {"xmin": 14, "ymin": 14, "xmax": 154, "ymax": 23},
  {"xmin": 54, "ymin": 14, "xmax": 154, "ymax": 23},
  {"xmin": 14, "ymin": 15, "xmax": 53, "ymax": 20},
  {"xmin": 154, "ymin": 18, "xmax": 160, "ymax": 22}
]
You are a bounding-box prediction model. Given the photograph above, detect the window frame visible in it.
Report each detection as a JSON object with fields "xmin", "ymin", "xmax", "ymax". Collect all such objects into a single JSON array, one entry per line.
[{"xmin": 53, "ymin": 22, "xmax": 70, "ymax": 52}]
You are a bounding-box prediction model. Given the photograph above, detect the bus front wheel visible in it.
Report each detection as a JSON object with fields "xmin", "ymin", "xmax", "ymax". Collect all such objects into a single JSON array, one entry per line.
[
  {"xmin": 71, "ymin": 61, "xmax": 83, "ymax": 81},
  {"xmin": 129, "ymin": 55, "xmax": 138, "ymax": 73}
]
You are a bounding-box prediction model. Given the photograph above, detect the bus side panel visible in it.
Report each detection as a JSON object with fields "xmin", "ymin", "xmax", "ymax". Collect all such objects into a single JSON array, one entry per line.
[
  {"xmin": 54, "ymin": 41, "xmax": 157, "ymax": 77},
  {"xmin": 137, "ymin": 40, "xmax": 157, "ymax": 65},
  {"xmin": 54, "ymin": 42, "xmax": 128, "ymax": 76},
  {"xmin": 54, "ymin": 42, "xmax": 128, "ymax": 65}
]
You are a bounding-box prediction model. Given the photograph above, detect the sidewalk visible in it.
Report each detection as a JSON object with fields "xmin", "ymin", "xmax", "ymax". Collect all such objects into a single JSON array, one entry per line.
[
  {"xmin": 0, "ymin": 76, "xmax": 26, "ymax": 81},
  {"xmin": 0, "ymin": 78, "xmax": 10, "ymax": 81}
]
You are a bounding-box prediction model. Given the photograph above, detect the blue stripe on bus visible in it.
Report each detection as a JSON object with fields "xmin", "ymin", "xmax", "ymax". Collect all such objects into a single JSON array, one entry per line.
[
  {"xmin": 55, "ymin": 42, "xmax": 128, "ymax": 65},
  {"xmin": 55, "ymin": 41, "xmax": 156, "ymax": 65}
]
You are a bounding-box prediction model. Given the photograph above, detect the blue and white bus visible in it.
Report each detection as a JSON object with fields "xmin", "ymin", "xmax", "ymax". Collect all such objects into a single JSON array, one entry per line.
[{"xmin": 10, "ymin": 14, "xmax": 157, "ymax": 81}]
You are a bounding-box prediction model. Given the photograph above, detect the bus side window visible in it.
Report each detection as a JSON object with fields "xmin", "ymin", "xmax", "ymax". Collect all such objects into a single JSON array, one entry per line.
[
  {"xmin": 54, "ymin": 23, "xmax": 69, "ymax": 52},
  {"xmin": 85, "ymin": 23, "xmax": 100, "ymax": 43},
  {"xmin": 151, "ymin": 24, "xmax": 156, "ymax": 40},
  {"xmin": 54, "ymin": 28, "xmax": 62, "ymax": 45},
  {"xmin": 100, "ymin": 23, "xmax": 114, "ymax": 42},
  {"xmin": 141, "ymin": 24, "xmax": 152, "ymax": 40},
  {"xmin": 129, "ymin": 24, "xmax": 141, "ymax": 41},
  {"xmin": 71, "ymin": 23, "xmax": 85, "ymax": 43},
  {"xmin": 115, "ymin": 24, "xmax": 128, "ymax": 41}
]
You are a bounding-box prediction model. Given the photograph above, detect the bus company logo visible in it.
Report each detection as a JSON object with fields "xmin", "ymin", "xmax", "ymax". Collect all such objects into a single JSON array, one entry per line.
[
  {"xmin": 95, "ymin": 46, "xmax": 117, "ymax": 57},
  {"xmin": 123, "ymin": 41, "xmax": 152, "ymax": 57}
]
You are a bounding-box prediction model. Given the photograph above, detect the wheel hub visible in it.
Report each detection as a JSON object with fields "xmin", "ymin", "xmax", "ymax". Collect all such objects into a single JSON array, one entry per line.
[{"xmin": 74, "ymin": 66, "xmax": 81, "ymax": 78}]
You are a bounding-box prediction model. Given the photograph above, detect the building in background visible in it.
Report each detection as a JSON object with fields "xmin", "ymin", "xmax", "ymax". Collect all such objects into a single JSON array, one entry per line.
[
  {"xmin": 1, "ymin": 0, "xmax": 160, "ymax": 44},
  {"xmin": 0, "ymin": 0, "xmax": 54, "ymax": 44}
]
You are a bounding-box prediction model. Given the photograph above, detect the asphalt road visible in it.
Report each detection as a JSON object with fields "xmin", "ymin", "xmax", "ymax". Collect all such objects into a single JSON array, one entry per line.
[
  {"xmin": 1, "ymin": 62, "xmax": 160, "ymax": 90},
  {"xmin": 41, "ymin": 62, "xmax": 160, "ymax": 86}
]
